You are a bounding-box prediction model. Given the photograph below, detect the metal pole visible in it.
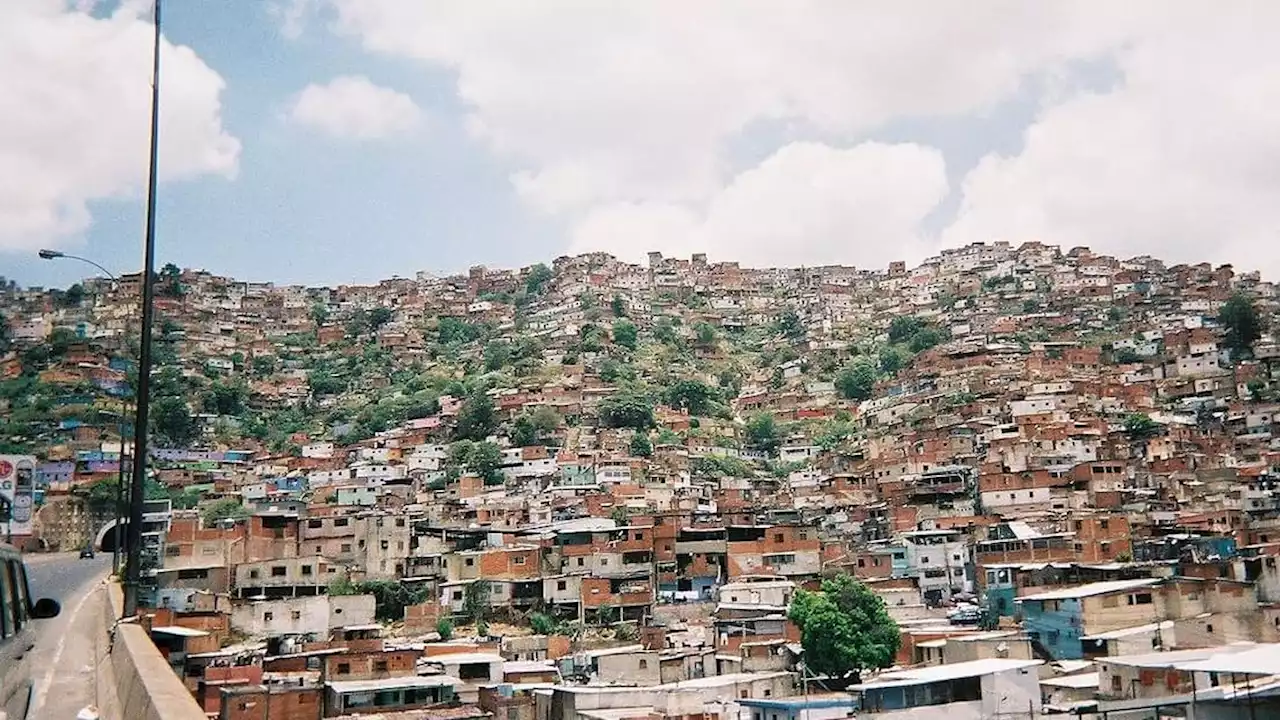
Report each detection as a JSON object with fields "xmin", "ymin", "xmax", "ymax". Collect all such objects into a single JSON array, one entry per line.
[{"xmin": 123, "ymin": 0, "xmax": 162, "ymax": 619}]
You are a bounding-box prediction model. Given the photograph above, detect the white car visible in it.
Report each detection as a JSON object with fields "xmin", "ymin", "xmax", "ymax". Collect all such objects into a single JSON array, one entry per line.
[{"xmin": 0, "ymin": 543, "xmax": 62, "ymax": 720}]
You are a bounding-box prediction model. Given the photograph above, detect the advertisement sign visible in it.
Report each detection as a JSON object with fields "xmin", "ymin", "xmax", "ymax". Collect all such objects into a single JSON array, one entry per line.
[{"xmin": 0, "ymin": 455, "xmax": 36, "ymax": 539}]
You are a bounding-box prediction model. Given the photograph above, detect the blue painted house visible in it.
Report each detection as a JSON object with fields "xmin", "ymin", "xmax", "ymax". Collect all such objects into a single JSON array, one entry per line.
[{"xmin": 1017, "ymin": 578, "xmax": 1161, "ymax": 660}]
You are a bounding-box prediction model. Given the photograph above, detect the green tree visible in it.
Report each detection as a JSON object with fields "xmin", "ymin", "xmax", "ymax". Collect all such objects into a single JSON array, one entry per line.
[
  {"xmin": 484, "ymin": 340, "xmax": 512, "ymax": 372},
  {"xmin": 455, "ymin": 390, "xmax": 497, "ymax": 441},
  {"xmin": 629, "ymin": 432, "xmax": 653, "ymax": 457},
  {"xmin": 310, "ymin": 303, "xmax": 329, "ymax": 327},
  {"xmin": 437, "ymin": 317, "xmax": 480, "ymax": 345},
  {"xmin": 61, "ymin": 283, "xmax": 85, "ymax": 307},
  {"xmin": 654, "ymin": 318, "xmax": 681, "ymax": 346},
  {"xmin": 368, "ymin": 307, "xmax": 393, "ymax": 330},
  {"xmin": 158, "ymin": 263, "xmax": 183, "ymax": 297},
  {"xmin": 695, "ymin": 322, "xmax": 717, "ymax": 346},
  {"xmin": 1219, "ymin": 293, "xmax": 1265, "ymax": 359},
  {"xmin": 251, "ymin": 355, "xmax": 277, "ymax": 377},
  {"xmin": 345, "ymin": 308, "xmax": 370, "ymax": 337},
  {"xmin": 835, "ymin": 358, "xmax": 877, "ymax": 400},
  {"xmin": 888, "ymin": 316, "xmax": 923, "ymax": 343},
  {"xmin": 746, "ymin": 413, "xmax": 781, "ymax": 454},
  {"xmin": 1124, "ymin": 413, "xmax": 1160, "ymax": 440},
  {"xmin": 436, "ymin": 618, "xmax": 454, "ymax": 640},
  {"xmin": 776, "ymin": 311, "xmax": 806, "ymax": 341},
  {"xmin": 599, "ymin": 390, "xmax": 656, "ymax": 429},
  {"xmin": 610, "ymin": 295, "xmax": 627, "ymax": 317},
  {"xmin": 201, "ymin": 380, "xmax": 247, "ymax": 416},
  {"xmin": 665, "ymin": 379, "xmax": 720, "ymax": 416},
  {"xmin": 464, "ymin": 580, "xmax": 491, "ymax": 622},
  {"xmin": 788, "ymin": 574, "xmax": 900, "ymax": 683},
  {"xmin": 202, "ymin": 498, "xmax": 249, "ymax": 527},
  {"xmin": 907, "ymin": 326, "xmax": 945, "ymax": 353},
  {"xmin": 152, "ymin": 396, "xmax": 197, "ymax": 446},
  {"xmin": 878, "ymin": 346, "xmax": 907, "ymax": 374},
  {"xmin": 525, "ymin": 263, "xmax": 554, "ymax": 295},
  {"xmin": 352, "ymin": 579, "xmax": 427, "ymax": 622},
  {"xmin": 612, "ymin": 320, "xmax": 638, "ymax": 350},
  {"xmin": 530, "ymin": 612, "xmax": 557, "ymax": 635}
]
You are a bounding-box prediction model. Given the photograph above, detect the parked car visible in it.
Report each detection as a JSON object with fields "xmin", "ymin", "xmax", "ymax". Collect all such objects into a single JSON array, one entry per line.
[
  {"xmin": 78, "ymin": 547, "xmax": 94, "ymax": 560},
  {"xmin": 0, "ymin": 542, "xmax": 63, "ymax": 719}
]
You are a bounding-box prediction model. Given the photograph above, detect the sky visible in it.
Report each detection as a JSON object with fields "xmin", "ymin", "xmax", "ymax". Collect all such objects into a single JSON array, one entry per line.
[{"xmin": 5, "ymin": 1, "xmax": 1280, "ymax": 289}]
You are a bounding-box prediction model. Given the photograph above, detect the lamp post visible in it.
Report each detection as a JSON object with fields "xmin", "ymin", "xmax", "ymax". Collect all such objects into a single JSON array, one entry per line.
[
  {"xmin": 39, "ymin": 249, "xmax": 130, "ymax": 575},
  {"xmin": 124, "ymin": 0, "xmax": 164, "ymax": 619}
]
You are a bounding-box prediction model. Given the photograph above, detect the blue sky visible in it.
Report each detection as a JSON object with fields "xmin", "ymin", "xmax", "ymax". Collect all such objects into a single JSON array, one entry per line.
[{"xmin": 5, "ymin": 2, "xmax": 1280, "ymax": 289}]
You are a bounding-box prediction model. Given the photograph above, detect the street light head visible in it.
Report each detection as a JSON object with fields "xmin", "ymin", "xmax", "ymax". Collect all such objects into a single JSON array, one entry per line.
[{"xmin": 38, "ymin": 249, "xmax": 64, "ymax": 260}]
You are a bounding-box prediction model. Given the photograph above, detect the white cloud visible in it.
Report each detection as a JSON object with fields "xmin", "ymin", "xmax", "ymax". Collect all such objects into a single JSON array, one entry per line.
[
  {"xmin": 312, "ymin": 2, "xmax": 1280, "ymax": 275},
  {"xmin": 572, "ymin": 142, "xmax": 948, "ymax": 269},
  {"xmin": 287, "ymin": 75, "xmax": 422, "ymax": 141},
  {"xmin": 943, "ymin": 6, "xmax": 1280, "ymax": 278},
  {"xmin": 0, "ymin": 0, "xmax": 239, "ymax": 252}
]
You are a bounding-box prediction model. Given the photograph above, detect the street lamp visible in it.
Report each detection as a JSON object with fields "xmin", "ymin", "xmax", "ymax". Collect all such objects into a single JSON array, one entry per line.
[{"xmin": 39, "ymin": 249, "xmax": 131, "ymax": 575}]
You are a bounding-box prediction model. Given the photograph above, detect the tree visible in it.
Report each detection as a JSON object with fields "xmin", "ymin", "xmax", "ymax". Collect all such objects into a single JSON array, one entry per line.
[
  {"xmin": 1124, "ymin": 413, "xmax": 1160, "ymax": 440},
  {"xmin": 788, "ymin": 574, "xmax": 900, "ymax": 683},
  {"xmin": 612, "ymin": 320, "xmax": 638, "ymax": 350},
  {"xmin": 437, "ymin": 316, "xmax": 480, "ymax": 345},
  {"xmin": 509, "ymin": 414, "xmax": 539, "ymax": 447},
  {"xmin": 888, "ymin": 316, "xmax": 923, "ymax": 344},
  {"xmin": 835, "ymin": 358, "xmax": 877, "ymax": 401},
  {"xmin": 530, "ymin": 612, "xmax": 557, "ymax": 635},
  {"xmin": 665, "ymin": 379, "xmax": 720, "ymax": 416},
  {"xmin": 777, "ymin": 311, "xmax": 806, "ymax": 341},
  {"xmin": 599, "ymin": 391, "xmax": 655, "ymax": 429},
  {"xmin": 484, "ymin": 340, "xmax": 512, "ymax": 372},
  {"xmin": 1219, "ymin": 293, "xmax": 1265, "ymax": 359},
  {"xmin": 0, "ymin": 313, "xmax": 10, "ymax": 352},
  {"xmin": 455, "ymin": 390, "xmax": 497, "ymax": 441},
  {"xmin": 152, "ymin": 396, "xmax": 197, "ymax": 446},
  {"xmin": 907, "ymin": 326, "xmax": 945, "ymax": 353},
  {"xmin": 878, "ymin": 346, "xmax": 907, "ymax": 374},
  {"xmin": 62, "ymin": 283, "xmax": 85, "ymax": 307},
  {"xmin": 610, "ymin": 295, "xmax": 627, "ymax": 317},
  {"xmin": 463, "ymin": 580, "xmax": 490, "ymax": 623},
  {"xmin": 746, "ymin": 413, "xmax": 781, "ymax": 454},
  {"xmin": 201, "ymin": 380, "xmax": 247, "ymax": 416},
  {"xmin": 436, "ymin": 618, "xmax": 455, "ymax": 640},
  {"xmin": 629, "ymin": 432, "xmax": 653, "ymax": 458},
  {"xmin": 353, "ymin": 579, "xmax": 428, "ymax": 622},
  {"xmin": 202, "ymin": 498, "xmax": 249, "ymax": 527},
  {"xmin": 694, "ymin": 322, "xmax": 717, "ymax": 346},
  {"xmin": 345, "ymin": 308, "xmax": 370, "ymax": 337},
  {"xmin": 525, "ymin": 263, "xmax": 553, "ymax": 295},
  {"xmin": 467, "ymin": 441, "xmax": 504, "ymax": 484},
  {"xmin": 310, "ymin": 303, "xmax": 329, "ymax": 327},
  {"xmin": 368, "ymin": 307, "xmax": 393, "ymax": 330},
  {"xmin": 158, "ymin": 263, "xmax": 183, "ymax": 297}
]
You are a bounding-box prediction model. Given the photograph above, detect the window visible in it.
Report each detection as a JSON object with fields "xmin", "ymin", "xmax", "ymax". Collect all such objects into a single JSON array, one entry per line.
[
  {"xmin": 271, "ymin": 566, "xmax": 287, "ymax": 577},
  {"xmin": 292, "ymin": 611, "xmax": 302, "ymax": 620},
  {"xmin": 1100, "ymin": 519, "xmax": 1109, "ymax": 530},
  {"xmin": 264, "ymin": 612, "xmax": 274, "ymax": 621},
  {"xmin": 513, "ymin": 556, "xmax": 526, "ymax": 565},
  {"xmin": 557, "ymin": 580, "xmax": 567, "ymax": 591},
  {"xmin": 638, "ymin": 659, "xmax": 648, "ymax": 669},
  {"xmin": 600, "ymin": 558, "xmax": 608, "ymax": 565},
  {"xmin": 374, "ymin": 661, "xmax": 388, "ymax": 672},
  {"xmin": 576, "ymin": 557, "xmax": 585, "ymax": 567},
  {"xmin": 1102, "ymin": 595, "xmax": 1119, "ymax": 608},
  {"xmin": 774, "ymin": 533, "xmax": 784, "ymax": 543},
  {"xmin": 177, "ymin": 569, "xmax": 208, "ymax": 580},
  {"xmin": 334, "ymin": 518, "xmax": 348, "ymax": 527},
  {"xmin": 1129, "ymin": 593, "xmax": 1153, "ymax": 605},
  {"xmin": 337, "ymin": 663, "xmax": 351, "ymax": 674},
  {"xmin": 249, "ymin": 570, "xmax": 260, "ymax": 580},
  {"xmin": 635, "ymin": 532, "xmax": 644, "ymax": 540},
  {"xmin": 1206, "ymin": 624, "xmax": 1214, "ymax": 633},
  {"xmin": 465, "ymin": 558, "xmax": 474, "ymax": 567},
  {"xmin": 301, "ymin": 565, "xmax": 313, "ymax": 576},
  {"xmin": 308, "ymin": 519, "xmax": 323, "ymax": 528}
]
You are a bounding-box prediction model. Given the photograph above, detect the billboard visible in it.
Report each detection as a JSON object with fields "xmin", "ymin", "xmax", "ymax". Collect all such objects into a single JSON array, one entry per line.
[{"xmin": 0, "ymin": 455, "xmax": 36, "ymax": 539}]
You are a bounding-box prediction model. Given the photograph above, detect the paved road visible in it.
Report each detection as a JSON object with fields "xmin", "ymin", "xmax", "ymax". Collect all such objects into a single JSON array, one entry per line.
[{"xmin": 23, "ymin": 552, "xmax": 113, "ymax": 718}]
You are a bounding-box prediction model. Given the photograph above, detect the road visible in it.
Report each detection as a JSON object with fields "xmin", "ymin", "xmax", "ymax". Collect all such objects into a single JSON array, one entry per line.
[{"xmin": 23, "ymin": 551, "xmax": 112, "ymax": 718}]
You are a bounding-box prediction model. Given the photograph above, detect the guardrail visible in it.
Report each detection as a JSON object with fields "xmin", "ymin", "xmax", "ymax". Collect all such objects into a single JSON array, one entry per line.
[{"xmin": 103, "ymin": 583, "xmax": 206, "ymax": 720}]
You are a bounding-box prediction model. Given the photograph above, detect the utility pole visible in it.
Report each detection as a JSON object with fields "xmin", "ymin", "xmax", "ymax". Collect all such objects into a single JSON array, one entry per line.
[{"xmin": 123, "ymin": 0, "xmax": 162, "ymax": 618}]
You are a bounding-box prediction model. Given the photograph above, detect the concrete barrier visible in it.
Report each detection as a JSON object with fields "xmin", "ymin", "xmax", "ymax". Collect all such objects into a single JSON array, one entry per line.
[{"xmin": 103, "ymin": 583, "xmax": 206, "ymax": 720}]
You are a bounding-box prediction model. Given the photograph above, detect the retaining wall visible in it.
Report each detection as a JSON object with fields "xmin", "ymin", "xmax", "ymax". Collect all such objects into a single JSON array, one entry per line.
[{"xmin": 103, "ymin": 582, "xmax": 206, "ymax": 720}]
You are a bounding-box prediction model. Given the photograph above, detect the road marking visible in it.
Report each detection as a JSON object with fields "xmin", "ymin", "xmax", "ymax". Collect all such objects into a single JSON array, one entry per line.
[{"xmin": 33, "ymin": 577, "xmax": 104, "ymax": 714}]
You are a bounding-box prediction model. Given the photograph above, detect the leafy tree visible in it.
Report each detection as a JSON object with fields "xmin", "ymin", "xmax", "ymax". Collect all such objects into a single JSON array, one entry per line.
[
  {"xmin": 152, "ymin": 396, "xmax": 197, "ymax": 446},
  {"xmin": 464, "ymin": 580, "xmax": 491, "ymax": 623},
  {"xmin": 251, "ymin": 355, "xmax": 277, "ymax": 377},
  {"xmin": 201, "ymin": 380, "xmax": 247, "ymax": 416},
  {"xmin": 345, "ymin": 308, "xmax": 370, "ymax": 337},
  {"xmin": 368, "ymin": 307, "xmax": 393, "ymax": 330},
  {"xmin": 310, "ymin": 303, "xmax": 329, "ymax": 327},
  {"xmin": 525, "ymin": 263, "xmax": 554, "ymax": 295},
  {"xmin": 450, "ymin": 440, "xmax": 503, "ymax": 483},
  {"xmin": 907, "ymin": 326, "xmax": 945, "ymax": 353},
  {"xmin": 695, "ymin": 322, "xmax": 717, "ymax": 346},
  {"xmin": 579, "ymin": 323, "xmax": 605, "ymax": 353},
  {"xmin": 48, "ymin": 327, "xmax": 79, "ymax": 356},
  {"xmin": 610, "ymin": 295, "xmax": 627, "ymax": 317},
  {"xmin": 309, "ymin": 369, "xmax": 346, "ymax": 397},
  {"xmin": 835, "ymin": 358, "xmax": 877, "ymax": 400},
  {"xmin": 436, "ymin": 618, "xmax": 454, "ymax": 640},
  {"xmin": 746, "ymin": 413, "xmax": 781, "ymax": 454},
  {"xmin": 352, "ymin": 579, "xmax": 428, "ymax": 622},
  {"xmin": 0, "ymin": 313, "xmax": 10, "ymax": 352},
  {"xmin": 438, "ymin": 317, "xmax": 481, "ymax": 345},
  {"xmin": 1219, "ymin": 293, "xmax": 1265, "ymax": 359},
  {"xmin": 878, "ymin": 346, "xmax": 907, "ymax": 374},
  {"xmin": 653, "ymin": 319, "xmax": 681, "ymax": 346},
  {"xmin": 484, "ymin": 341, "xmax": 512, "ymax": 372},
  {"xmin": 1124, "ymin": 413, "xmax": 1160, "ymax": 440},
  {"xmin": 788, "ymin": 574, "xmax": 900, "ymax": 683},
  {"xmin": 455, "ymin": 390, "xmax": 497, "ymax": 441},
  {"xmin": 61, "ymin": 283, "xmax": 85, "ymax": 307},
  {"xmin": 777, "ymin": 310, "xmax": 806, "ymax": 341},
  {"xmin": 530, "ymin": 612, "xmax": 557, "ymax": 635},
  {"xmin": 665, "ymin": 379, "xmax": 721, "ymax": 416},
  {"xmin": 629, "ymin": 432, "xmax": 653, "ymax": 457},
  {"xmin": 158, "ymin": 263, "xmax": 183, "ymax": 297},
  {"xmin": 1111, "ymin": 347, "xmax": 1143, "ymax": 365},
  {"xmin": 202, "ymin": 498, "xmax": 249, "ymax": 527},
  {"xmin": 599, "ymin": 390, "xmax": 656, "ymax": 429},
  {"xmin": 509, "ymin": 414, "xmax": 539, "ymax": 447},
  {"xmin": 888, "ymin": 316, "xmax": 923, "ymax": 343},
  {"xmin": 612, "ymin": 320, "xmax": 638, "ymax": 350}
]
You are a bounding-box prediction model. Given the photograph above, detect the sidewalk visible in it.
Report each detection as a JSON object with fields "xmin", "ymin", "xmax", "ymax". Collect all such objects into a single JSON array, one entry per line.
[{"xmin": 35, "ymin": 580, "xmax": 120, "ymax": 720}]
